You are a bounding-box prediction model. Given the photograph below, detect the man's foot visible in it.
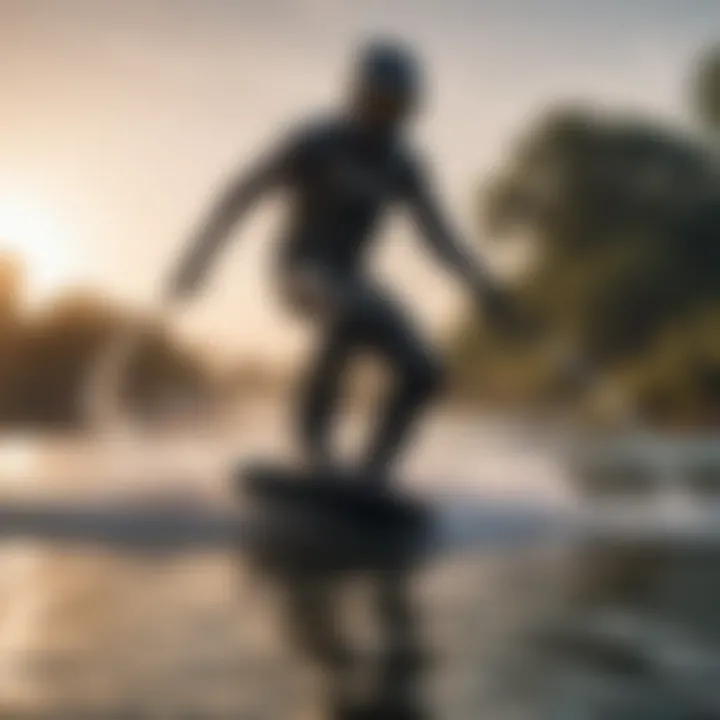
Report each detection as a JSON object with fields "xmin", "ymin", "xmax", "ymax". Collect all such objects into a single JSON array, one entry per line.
[
  {"xmin": 381, "ymin": 641, "xmax": 431, "ymax": 676},
  {"xmin": 333, "ymin": 696, "xmax": 428, "ymax": 720},
  {"xmin": 351, "ymin": 460, "xmax": 393, "ymax": 491},
  {"xmin": 294, "ymin": 443, "xmax": 349, "ymax": 479}
]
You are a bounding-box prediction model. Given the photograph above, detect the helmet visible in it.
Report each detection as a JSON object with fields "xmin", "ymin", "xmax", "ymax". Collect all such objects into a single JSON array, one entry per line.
[
  {"xmin": 351, "ymin": 39, "xmax": 423, "ymax": 124},
  {"xmin": 357, "ymin": 40, "xmax": 421, "ymax": 99}
]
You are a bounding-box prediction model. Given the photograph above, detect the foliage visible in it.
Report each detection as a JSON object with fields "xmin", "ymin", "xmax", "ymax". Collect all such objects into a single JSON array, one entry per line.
[
  {"xmin": 452, "ymin": 103, "xmax": 720, "ymax": 427},
  {"xmin": 0, "ymin": 260, "xmax": 214, "ymax": 428}
]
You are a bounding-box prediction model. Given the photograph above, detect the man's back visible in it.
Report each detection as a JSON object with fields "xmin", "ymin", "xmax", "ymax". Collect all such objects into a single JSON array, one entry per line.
[{"xmin": 278, "ymin": 116, "xmax": 417, "ymax": 274}]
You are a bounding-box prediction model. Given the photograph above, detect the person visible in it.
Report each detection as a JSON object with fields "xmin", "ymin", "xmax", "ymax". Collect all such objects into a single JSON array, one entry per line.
[{"xmin": 168, "ymin": 38, "xmax": 513, "ymax": 482}]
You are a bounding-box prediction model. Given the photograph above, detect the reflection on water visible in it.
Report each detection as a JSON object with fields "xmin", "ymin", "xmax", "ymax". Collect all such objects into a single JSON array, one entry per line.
[{"xmin": 0, "ymin": 409, "xmax": 568, "ymax": 717}]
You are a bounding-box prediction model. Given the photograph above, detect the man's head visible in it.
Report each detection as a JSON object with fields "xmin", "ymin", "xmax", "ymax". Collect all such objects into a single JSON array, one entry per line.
[{"xmin": 349, "ymin": 39, "xmax": 423, "ymax": 131}]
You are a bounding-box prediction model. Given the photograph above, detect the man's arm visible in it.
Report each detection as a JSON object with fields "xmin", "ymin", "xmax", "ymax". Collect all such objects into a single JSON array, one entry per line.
[
  {"xmin": 404, "ymin": 158, "xmax": 494, "ymax": 295},
  {"xmin": 167, "ymin": 139, "xmax": 295, "ymax": 300},
  {"xmin": 402, "ymin": 156, "xmax": 525, "ymax": 333}
]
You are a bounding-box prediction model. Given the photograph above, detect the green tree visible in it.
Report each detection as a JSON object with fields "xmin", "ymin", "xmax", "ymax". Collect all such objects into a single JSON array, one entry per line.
[
  {"xmin": 0, "ymin": 289, "xmax": 214, "ymax": 428},
  {"xmin": 452, "ymin": 103, "xmax": 720, "ymax": 426}
]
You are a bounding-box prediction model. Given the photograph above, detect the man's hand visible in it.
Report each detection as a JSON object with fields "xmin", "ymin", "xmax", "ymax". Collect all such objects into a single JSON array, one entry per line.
[{"xmin": 474, "ymin": 282, "xmax": 537, "ymax": 342}]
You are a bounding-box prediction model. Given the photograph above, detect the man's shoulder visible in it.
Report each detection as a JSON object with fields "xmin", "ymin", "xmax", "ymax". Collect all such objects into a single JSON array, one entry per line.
[
  {"xmin": 287, "ymin": 114, "xmax": 345, "ymax": 152},
  {"xmin": 395, "ymin": 138, "xmax": 422, "ymax": 168},
  {"xmin": 390, "ymin": 138, "xmax": 427, "ymax": 190}
]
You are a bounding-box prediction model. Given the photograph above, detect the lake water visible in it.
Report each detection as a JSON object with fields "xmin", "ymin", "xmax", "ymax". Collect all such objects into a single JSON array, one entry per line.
[{"xmin": 0, "ymin": 406, "xmax": 573, "ymax": 718}]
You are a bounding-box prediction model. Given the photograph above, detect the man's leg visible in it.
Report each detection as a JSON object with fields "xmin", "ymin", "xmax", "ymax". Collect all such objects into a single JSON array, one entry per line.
[
  {"xmin": 353, "ymin": 287, "xmax": 444, "ymax": 480},
  {"xmin": 297, "ymin": 318, "xmax": 354, "ymax": 468},
  {"xmin": 294, "ymin": 272, "xmax": 442, "ymax": 478}
]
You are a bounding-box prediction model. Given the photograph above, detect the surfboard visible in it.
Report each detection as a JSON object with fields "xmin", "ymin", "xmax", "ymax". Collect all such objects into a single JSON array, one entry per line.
[
  {"xmin": 238, "ymin": 461, "xmax": 432, "ymax": 574},
  {"xmin": 240, "ymin": 460, "xmax": 428, "ymax": 526}
]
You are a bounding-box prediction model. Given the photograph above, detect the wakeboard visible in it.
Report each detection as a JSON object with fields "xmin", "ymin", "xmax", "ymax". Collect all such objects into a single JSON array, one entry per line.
[{"xmin": 236, "ymin": 460, "xmax": 431, "ymax": 574}]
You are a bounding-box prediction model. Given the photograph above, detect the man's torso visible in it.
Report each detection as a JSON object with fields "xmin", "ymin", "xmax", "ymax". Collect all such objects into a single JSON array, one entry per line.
[{"xmin": 278, "ymin": 117, "xmax": 417, "ymax": 274}]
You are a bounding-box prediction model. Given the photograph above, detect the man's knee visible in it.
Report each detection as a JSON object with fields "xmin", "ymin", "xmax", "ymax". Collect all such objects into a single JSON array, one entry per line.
[{"xmin": 404, "ymin": 352, "xmax": 444, "ymax": 402}]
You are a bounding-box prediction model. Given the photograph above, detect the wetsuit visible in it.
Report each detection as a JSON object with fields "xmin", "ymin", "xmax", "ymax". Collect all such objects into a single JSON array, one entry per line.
[{"xmin": 174, "ymin": 114, "xmax": 492, "ymax": 477}]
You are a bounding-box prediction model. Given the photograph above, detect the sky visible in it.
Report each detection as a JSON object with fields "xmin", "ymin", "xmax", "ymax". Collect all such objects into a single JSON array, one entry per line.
[{"xmin": 0, "ymin": 0, "xmax": 718, "ymax": 361}]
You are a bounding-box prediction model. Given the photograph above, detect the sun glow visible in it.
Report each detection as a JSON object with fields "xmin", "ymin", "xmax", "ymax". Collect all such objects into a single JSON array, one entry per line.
[{"xmin": 0, "ymin": 192, "xmax": 80, "ymax": 304}]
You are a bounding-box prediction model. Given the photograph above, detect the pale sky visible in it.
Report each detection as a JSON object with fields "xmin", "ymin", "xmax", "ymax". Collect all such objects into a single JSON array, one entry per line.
[{"xmin": 0, "ymin": 0, "xmax": 717, "ymax": 361}]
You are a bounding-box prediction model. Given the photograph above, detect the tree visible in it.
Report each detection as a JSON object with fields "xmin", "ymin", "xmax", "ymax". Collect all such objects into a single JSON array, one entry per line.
[
  {"xmin": 452, "ymin": 103, "xmax": 720, "ymax": 426},
  {"xmin": 0, "ymin": 289, "xmax": 215, "ymax": 428}
]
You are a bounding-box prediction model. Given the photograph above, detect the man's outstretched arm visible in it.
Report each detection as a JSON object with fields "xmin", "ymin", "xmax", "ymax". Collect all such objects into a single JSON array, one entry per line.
[
  {"xmin": 405, "ymin": 161, "xmax": 528, "ymax": 336},
  {"xmin": 167, "ymin": 141, "xmax": 294, "ymax": 300},
  {"xmin": 404, "ymin": 159, "xmax": 497, "ymax": 299}
]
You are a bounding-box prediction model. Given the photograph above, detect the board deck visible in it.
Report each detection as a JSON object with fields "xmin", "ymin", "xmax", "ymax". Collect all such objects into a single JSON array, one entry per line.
[
  {"xmin": 237, "ymin": 461, "xmax": 433, "ymax": 573},
  {"xmin": 240, "ymin": 460, "xmax": 429, "ymax": 531}
]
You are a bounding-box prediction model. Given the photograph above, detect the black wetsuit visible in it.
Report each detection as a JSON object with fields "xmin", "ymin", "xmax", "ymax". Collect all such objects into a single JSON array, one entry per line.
[
  {"xmin": 272, "ymin": 117, "xmax": 452, "ymax": 475},
  {"xmin": 276, "ymin": 118, "xmax": 419, "ymax": 272},
  {"xmin": 177, "ymin": 114, "xmax": 488, "ymax": 477}
]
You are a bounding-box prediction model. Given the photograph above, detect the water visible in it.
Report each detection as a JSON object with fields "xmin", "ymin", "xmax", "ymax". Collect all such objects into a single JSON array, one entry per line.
[{"xmin": 0, "ymin": 408, "xmax": 571, "ymax": 717}]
